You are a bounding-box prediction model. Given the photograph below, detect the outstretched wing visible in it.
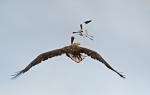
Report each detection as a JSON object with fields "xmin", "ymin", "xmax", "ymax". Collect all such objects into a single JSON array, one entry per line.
[
  {"xmin": 11, "ymin": 48, "xmax": 65, "ymax": 79},
  {"xmin": 79, "ymin": 47, "xmax": 125, "ymax": 78},
  {"xmin": 80, "ymin": 20, "xmax": 92, "ymax": 29}
]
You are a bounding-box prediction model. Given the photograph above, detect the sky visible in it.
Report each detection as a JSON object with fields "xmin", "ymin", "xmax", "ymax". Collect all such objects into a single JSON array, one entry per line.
[{"xmin": 0, "ymin": 0, "xmax": 150, "ymax": 95}]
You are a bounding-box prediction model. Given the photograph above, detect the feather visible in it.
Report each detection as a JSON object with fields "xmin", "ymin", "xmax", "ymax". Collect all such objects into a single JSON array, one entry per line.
[{"xmin": 84, "ymin": 20, "xmax": 92, "ymax": 24}]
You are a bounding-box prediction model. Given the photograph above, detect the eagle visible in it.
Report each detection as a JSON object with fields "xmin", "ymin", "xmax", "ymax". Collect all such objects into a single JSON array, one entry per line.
[
  {"xmin": 11, "ymin": 36, "xmax": 125, "ymax": 79},
  {"xmin": 73, "ymin": 20, "xmax": 94, "ymax": 40}
]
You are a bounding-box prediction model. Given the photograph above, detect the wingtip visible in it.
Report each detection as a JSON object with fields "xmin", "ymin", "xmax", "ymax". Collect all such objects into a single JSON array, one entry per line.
[
  {"xmin": 71, "ymin": 36, "xmax": 75, "ymax": 44},
  {"xmin": 84, "ymin": 20, "xmax": 92, "ymax": 24},
  {"xmin": 120, "ymin": 75, "xmax": 126, "ymax": 79},
  {"xmin": 11, "ymin": 71, "xmax": 24, "ymax": 79},
  {"xmin": 117, "ymin": 72, "xmax": 126, "ymax": 79}
]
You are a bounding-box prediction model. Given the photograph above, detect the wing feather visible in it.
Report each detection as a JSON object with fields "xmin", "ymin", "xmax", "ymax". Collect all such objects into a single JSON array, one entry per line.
[
  {"xmin": 84, "ymin": 20, "xmax": 92, "ymax": 24},
  {"xmin": 79, "ymin": 47, "xmax": 125, "ymax": 78},
  {"xmin": 11, "ymin": 48, "xmax": 65, "ymax": 79},
  {"xmin": 80, "ymin": 24, "xmax": 83, "ymax": 29}
]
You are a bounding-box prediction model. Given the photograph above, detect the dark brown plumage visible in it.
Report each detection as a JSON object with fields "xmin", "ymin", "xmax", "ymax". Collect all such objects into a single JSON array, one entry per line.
[{"xmin": 12, "ymin": 43, "xmax": 125, "ymax": 79}]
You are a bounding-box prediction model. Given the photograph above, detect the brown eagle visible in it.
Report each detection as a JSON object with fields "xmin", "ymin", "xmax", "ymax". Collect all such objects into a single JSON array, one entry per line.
[{"xmin": 11, "ymin": 37, "xmax": 125, "ymax": 79}]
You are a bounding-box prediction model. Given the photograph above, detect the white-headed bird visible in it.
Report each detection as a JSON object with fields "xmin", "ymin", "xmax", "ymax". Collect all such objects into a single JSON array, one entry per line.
[{"xmin": 12, "ymin": 36, "xmax": 125, "ymax": 79}]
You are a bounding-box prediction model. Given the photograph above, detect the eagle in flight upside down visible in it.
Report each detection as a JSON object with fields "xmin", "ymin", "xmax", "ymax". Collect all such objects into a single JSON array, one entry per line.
[{"xmin": 12, "ymin": 36, "xmax": 125, "ymax": 79}]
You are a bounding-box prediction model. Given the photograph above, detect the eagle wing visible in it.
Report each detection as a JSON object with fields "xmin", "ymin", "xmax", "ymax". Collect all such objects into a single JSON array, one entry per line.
[
  {"xmin": 79, "ymin": 47, "xmax": 125, "ymax": 78},
  {"xmin": 11, "ymin": 48, "xmax": 65, "ymax": 79}
]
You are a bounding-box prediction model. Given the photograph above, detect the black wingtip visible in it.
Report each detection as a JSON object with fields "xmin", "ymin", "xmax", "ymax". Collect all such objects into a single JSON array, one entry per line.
[
  {"xmin": 117, "ymin": 72, "xmax": 126, "ymax": 79},
  {"xmin": 72, "ymin": 32, "xmax": 78, "ymax": 34},
  {"xmin": 71, "ymin": 36, "xmax": 75, "ymax": 44},
  {"xmin": 11, "ymin": 70, "xmax": 24, "ymax": 79},
  {"xmin": 84, "ymin": 20, "xmax": 92, "ymax": 24}
]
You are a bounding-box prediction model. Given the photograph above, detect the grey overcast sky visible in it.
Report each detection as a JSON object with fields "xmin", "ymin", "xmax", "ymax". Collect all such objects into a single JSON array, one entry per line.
[{"xmin": 0, "ymin": 0, "xmax": 150, "ymax": 95}]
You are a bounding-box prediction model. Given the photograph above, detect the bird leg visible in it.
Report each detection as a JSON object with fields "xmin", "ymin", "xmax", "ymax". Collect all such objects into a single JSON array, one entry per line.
[
  {"xmin": 83, "ymin": 30, "xmax": 94, "ymax": 40},
  {"xmin": 85, "ymin": 35, "xmax": 93, "ymax": 40}
]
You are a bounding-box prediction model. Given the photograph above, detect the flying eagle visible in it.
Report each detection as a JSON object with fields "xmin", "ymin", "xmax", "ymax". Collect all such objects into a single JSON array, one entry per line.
[
  {"xmin": 12, "ymin": 37, "xmax": 125, "ymax": 79},
  {"xmin": 73, "ymin": 20, "xmax": 94, "ymax": 40}
]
